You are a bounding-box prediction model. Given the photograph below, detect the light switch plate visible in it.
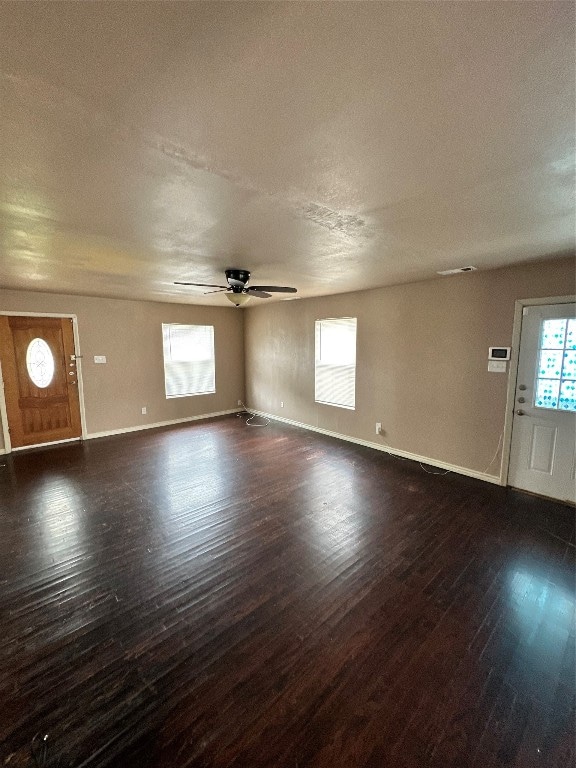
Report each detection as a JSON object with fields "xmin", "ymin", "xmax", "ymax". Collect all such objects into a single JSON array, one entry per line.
[
  {"xmin": 488, "ymin": 360, "xmax": 507, "ymax": 373},
  {"xmin": 94, "ymin": 355, "xmax": 107, "ymax": 364}
]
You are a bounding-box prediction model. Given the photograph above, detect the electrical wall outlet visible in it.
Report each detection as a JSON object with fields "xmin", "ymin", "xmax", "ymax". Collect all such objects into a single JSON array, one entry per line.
[
  {"xmin": 238, "ymin": 399, "xmax": 242, "ymax": 406},
  {"xmin": 280, "ymin": 401, "xmax": 284, "ymax": 408},
  {"xmin": 141, "ymin": 407, "xmax": 147, "ymax": 415},
  {"xmin": 375, "ymin": 422, "xmax": 382, "ymax": 435}
]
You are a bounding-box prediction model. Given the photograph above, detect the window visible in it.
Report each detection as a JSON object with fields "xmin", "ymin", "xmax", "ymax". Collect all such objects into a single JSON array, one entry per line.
[
  {"xmin": 162, "ymin": 323, "xmax": 215, "ymax": 398},
  {"xmin": 315, "ymin": 317, "xmax": 357, "ymax": 409},
  {"xmin": 535, "ymin": 318, "xmax": 576, "ymax": 411},
  {"xmin": 26, "ymin": 338, "xmax": 55, "ymax": 388}
]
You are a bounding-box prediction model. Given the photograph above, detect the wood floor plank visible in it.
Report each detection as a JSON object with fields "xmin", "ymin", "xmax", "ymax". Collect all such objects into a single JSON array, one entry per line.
[{"xmin": 0, "ymin": 415, "xmax": 574, "ymax": 767}]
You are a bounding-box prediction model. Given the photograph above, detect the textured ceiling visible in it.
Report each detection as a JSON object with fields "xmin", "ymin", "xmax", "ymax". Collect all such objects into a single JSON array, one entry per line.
[{"xmin": 0, "ymin": 1, "xmax": 574, "ymax": 306}]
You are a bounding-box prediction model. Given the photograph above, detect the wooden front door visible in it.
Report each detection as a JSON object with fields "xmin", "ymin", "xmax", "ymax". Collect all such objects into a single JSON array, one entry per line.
[{"xmin": 0, "ymin": 316, "xmax": 82, "ymax": 448}]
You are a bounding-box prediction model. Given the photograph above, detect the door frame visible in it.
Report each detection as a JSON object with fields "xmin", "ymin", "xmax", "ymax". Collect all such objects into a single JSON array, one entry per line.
[
  {"xmin": 501, "ymin": 294, "xmax": 576, "ymax": 487},
  {"xmin": 0, "ymin": 312, "xmax": 87, "ymax": 453}
]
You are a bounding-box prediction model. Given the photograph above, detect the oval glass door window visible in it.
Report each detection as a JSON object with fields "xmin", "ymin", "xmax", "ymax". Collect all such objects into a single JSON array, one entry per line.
[{"xmin": 26, "ymin": 338, "xmax": 55, "ymax": 388}]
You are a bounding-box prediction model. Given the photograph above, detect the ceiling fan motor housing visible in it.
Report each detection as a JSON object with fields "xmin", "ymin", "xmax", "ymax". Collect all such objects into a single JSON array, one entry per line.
[{"xmin": 226, "ymin": 268, "xmax": 250, "ymax": 292}]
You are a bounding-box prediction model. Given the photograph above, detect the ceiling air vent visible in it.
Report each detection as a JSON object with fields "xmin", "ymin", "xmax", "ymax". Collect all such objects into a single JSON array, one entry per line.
[{"xmin": 437, "ymin": 266, "xmax": 477, "ymax": 276}]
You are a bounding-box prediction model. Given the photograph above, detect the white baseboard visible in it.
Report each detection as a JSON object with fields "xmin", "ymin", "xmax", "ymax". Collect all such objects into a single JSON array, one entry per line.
[
  {"xmin": 11, "ymin": 437, "xmax": 82, "ymax": 452},
  {"xmin": 248, "ymin": 409, "xmax": 503, "ymax": 486},
  {"xmin": 2, "ymin": 409, "xmax": 502, "ymax": 488},
  {"xmin": 86, "ymin": 408, "xmax": 240, "ymax": 441}
]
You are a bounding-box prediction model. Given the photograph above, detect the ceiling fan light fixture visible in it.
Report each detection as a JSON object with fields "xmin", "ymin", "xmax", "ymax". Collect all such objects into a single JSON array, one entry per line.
[
  {"xmin": 175, "ymin": 268, "xmax": 296, "ymax": 304},
  {"xmin": 226, "ymin": 292, "xmax": 251, "ymax": 307}
]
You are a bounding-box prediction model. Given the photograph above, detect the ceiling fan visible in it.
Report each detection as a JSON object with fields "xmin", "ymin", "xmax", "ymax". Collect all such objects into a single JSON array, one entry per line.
[{"xmin": 175, "ymin": 268, "xmax": 297, "ymax": 306}]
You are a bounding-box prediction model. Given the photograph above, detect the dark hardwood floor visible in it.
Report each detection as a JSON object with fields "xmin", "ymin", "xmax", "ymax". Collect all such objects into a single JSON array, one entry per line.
[{"xmin": 0, "ymin": 415, "xmax": 574, "ymax": 768}]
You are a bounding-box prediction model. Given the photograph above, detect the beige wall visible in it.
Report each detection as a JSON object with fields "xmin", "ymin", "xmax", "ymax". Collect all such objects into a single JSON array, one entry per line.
[
  {"xmin": 2, "ymin": 256, "xmax": 574, "ymax": 475},
  {"xmin": 244, "ymin": 257, "xmax": 575, "ymax": 480},
  {"xmin": 0, "ymin": 290, "xmax": 245, "ymax": 450}
]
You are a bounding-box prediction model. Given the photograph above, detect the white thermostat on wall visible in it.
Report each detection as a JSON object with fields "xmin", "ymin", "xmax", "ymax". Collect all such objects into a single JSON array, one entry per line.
[{"xmin": 488, "ymin": 347, "xmax": 511, "ymax": 361}]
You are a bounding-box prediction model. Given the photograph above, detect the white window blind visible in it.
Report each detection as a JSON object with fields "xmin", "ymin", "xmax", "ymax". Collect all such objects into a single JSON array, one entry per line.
[
  {"xmin": 315, "ymin": 317, "xmax": 357, "ymax": 409},
  {"xmin": 162, "ymin": 323, "xmax": 215, "ymax": 398}
]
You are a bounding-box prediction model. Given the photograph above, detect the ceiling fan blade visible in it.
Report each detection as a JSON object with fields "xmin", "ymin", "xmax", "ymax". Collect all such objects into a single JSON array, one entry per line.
[
  {"xmin": 203, "ymin": 288, "xmax": 228, "ymax": 295},
  {"xmin": 174, "ymin": 281, "xmax": 228, "ymax": 288},
  {"xmin": 246, "ymin": 289, "xmax": 272, "ymax": 298},
  {"xmin": 248, "ymin": 285, "xmax": 297, "ymax": 293}
]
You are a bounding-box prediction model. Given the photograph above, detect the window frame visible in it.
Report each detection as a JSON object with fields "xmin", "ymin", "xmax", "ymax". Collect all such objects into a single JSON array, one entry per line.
[
  {"xmin": 314, "ymin": 317, "xmax": 357, "ymax": 410},
  {"xmin": 161, "ymin": 323, "xmax": 216, "ymax": 399},
  {"xmin": 534, "ymin": 317, "xmax": 576, "ymax": 412}
]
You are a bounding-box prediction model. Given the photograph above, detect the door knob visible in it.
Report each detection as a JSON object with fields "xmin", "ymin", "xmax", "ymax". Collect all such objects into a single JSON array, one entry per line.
[{"xmin": 516, "ymin": 409, "xmax": 525, "ymax": 416}]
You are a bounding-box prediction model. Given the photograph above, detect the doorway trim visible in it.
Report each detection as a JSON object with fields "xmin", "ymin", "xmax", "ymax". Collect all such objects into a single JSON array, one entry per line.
[
  {"xmin": 0, "ymin": 312, "xmax": 87, "ymax": 454},
  {"xmin": 501, "ymin": 294, "xmax": 576, "ymax": 487}
]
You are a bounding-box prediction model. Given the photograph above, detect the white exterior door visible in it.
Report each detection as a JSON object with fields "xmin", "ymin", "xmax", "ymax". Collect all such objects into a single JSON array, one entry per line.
[{"xmin": 508, "ymin": 302, "xmax": 576, "ymax": 504}]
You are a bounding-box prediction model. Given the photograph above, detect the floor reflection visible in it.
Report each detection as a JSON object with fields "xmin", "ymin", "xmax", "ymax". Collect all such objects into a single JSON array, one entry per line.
[
  {"xmin": 505, "ymin": 564, "xmax": 575, "ymax": 704},
  {"xmin": 299, "ymin": 451, "xmax": 365, "ymax": 565},
  {"xmin": 33, "ymin": 475, "xmax": 86, "ymax": 564}
]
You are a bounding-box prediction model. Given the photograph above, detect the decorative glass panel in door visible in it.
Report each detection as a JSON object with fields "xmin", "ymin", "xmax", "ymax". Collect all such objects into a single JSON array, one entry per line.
[{"xmin": 535, "ymin": 318, "xmax": 576, "ymax": 412}]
